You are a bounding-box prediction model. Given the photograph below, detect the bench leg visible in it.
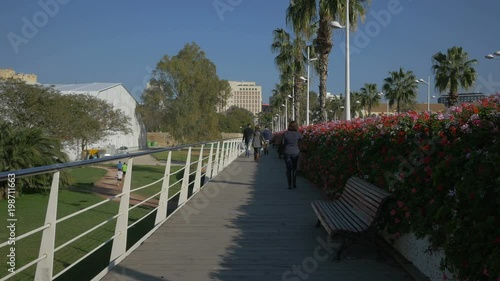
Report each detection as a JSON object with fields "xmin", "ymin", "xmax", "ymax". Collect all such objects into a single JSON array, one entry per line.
[
  {"xmin": 315, "ymin": 219, "xmax": 321, "ymax": 228},
  {"xmin": 334, "ymin": 237, "xmax": 347, "ymax": 262}
]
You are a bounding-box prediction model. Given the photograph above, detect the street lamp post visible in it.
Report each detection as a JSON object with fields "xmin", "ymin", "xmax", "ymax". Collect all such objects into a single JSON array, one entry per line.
[
  {"xmin": 291, "ymin": 76, "xmax": 295, "ymax": 121},
  {"xmin": 378, "ymin": 92, "xmax": 388, "ymax": 114},
  {"xmin": 330, "ymin": 0, "xmax": 350, "ymax": 120},
  {"xmin": 301, "ymin": 46, "xmax": 318, "ymax": 126},
  {"xmin": 416, "ymin": 74, "xmax": 431, "ymax": 112}
]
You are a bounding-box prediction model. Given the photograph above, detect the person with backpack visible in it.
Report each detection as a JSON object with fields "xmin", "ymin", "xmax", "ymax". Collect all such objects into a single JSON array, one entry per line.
[{"xmin": 281, "ymin": 121, "xmax": 302, "ymax": 189}]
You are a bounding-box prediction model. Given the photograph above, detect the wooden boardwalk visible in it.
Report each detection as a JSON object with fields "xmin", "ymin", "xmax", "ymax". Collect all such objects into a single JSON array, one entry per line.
[{"xmin": 101, "ymin": 150, "xmax": 413, "ymax": 281}]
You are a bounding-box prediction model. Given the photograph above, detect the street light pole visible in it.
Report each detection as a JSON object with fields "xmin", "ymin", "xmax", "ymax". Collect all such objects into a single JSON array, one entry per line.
[
  {"xmin": 345, "ymin": 0, "xmax": 350, "ymax": 121},
  {"xmin": 304, "ymin": 46, "xmax": 318, "ymax": 126},
  {"xmin": 291, "ymin": 76, "xmax": 295, "ymax": 121},
  {"xmin": 329, "ymin": 0, "xmax": 350, "ymax": 120},
  {"xmin": 416, "ymin": 75, "xmax": 431, "ymax": 112}
]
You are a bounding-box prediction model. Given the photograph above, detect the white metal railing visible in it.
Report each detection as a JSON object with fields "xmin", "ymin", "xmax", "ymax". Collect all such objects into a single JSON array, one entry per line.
[{"xmin": 0, "ymin": 138, "xmax": 242, "ymax": 281}]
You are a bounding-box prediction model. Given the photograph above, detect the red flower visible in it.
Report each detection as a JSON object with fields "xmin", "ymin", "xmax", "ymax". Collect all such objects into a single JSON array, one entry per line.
[
  {"xmin": 395, "ymin": 218, "xmax": 400, "ymax": 223},
  {"xmin": 405, "ymin": 212, "xmax": 410, "ymax": 218},
  {"xmin": 437, "ymin": 185, "xmax": 444, "ymax": 191},
  {"xmin": 411, "ymin": 188, "xmax": 417, "ymax": 193},
  {"xmin": 397, "ymin": 201, "xmax": 404, "ymax": 208},
  {"xmin": 390, "ymin": 209, "xmax": 397, "ymax": 216},
  {"xmin": 493, "ymin": 237, "xmax": 500, "ymax": 244}
]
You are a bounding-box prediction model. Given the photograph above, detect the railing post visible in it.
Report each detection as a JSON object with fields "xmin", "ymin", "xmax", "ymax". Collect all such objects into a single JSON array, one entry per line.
[
  {"xmin": 218, "ymin": 141, "xmax": 225, "ymax": 173},
  {"xmin": 205, "ymin": 143, "xmax": 214, "ymax": 181},
  {"xmin": 178, "ymin": 147, "xmax": 192, "ymax": 206},
  {"xmin": 212, "ymin": 142, "xmax": 220, "ymax": 177},
  {"xmin": 110, "ymin": 158, "xmax": 133, "ymax": 262},
  {"xmin": 34, "ymin": 171, "xmax": 60, "ymax": 281},
  {"xmin": 231, "ymin": 139, "xmax": 237, "ymax": 162},
  {"xmin": 155, "ymin": 151, "xmax": 171, "ymax": 225},
  {"xmin": 224, "ymin": 141, "xmax": 230, "ymax": 168},
  {"xmin": 193, "ymin": 145, "xmax": 204, "ymax": 194}
]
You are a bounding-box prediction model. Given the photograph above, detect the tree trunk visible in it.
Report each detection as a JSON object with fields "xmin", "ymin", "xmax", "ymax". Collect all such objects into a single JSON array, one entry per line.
[
  {"xmin": 316, "ymin": 19, "xmax": 333, "ymax": 123},
  {"xmin": 294, "ymin": 80, "xmax": 301, "ymax": 125}
]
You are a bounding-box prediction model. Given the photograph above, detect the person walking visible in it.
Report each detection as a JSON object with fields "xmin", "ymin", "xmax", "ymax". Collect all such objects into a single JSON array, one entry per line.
[
  {"xmin": 252, "ymin": 125, "xmax": 265, "ymax": 161},
  {"xmin": 261, "ymin": 126, "xmax": 272, "ymax": 155},
  {"xmin": 242, "ymin": 123, "xmax": 254, "ymax": 158},
  {"xmin": 281, "ymin": 121, "xmax": 302, "ymax": 189},
  {"xmin": 117, "ymin": 161, "xmax": 123, "ymax": 171},
  {"xmin": 122, "ymin": 162, "xmax": 128, "ymax": 176}
]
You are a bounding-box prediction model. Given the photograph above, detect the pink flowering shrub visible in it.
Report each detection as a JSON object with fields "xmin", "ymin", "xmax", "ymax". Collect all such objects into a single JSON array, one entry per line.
[{"xmin": 298, "ymin": 94, "xmax": 500, "ymax": 281}]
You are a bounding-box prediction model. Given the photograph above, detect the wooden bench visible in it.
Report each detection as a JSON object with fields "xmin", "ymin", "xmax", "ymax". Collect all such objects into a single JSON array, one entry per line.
[{"xmin": 311, "ymin": 176, "xmax": 394, "ymax": 260}]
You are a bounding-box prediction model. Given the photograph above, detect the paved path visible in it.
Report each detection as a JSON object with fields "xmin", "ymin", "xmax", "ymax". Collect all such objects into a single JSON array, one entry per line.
[{"xmin": 101, "ymin": 149, "xmax": 413, "ymax": 281}]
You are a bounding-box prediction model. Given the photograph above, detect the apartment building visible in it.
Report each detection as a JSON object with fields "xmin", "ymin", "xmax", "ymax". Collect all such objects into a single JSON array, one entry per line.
[{"xmin": 219, "ymin": 81, "xmax": 262, "ymax": 116}]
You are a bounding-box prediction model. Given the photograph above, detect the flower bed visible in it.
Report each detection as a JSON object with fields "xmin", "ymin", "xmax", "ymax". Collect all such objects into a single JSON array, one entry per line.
[{"xmin": 297, "ymin": 95, "xmax": 500, "ymax": 281}]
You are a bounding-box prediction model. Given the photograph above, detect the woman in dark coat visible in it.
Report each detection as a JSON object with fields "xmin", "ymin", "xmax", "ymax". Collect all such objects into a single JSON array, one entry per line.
[{"xmin": 281, "ymin": 121, "xmax": 302, "ymax": 189}]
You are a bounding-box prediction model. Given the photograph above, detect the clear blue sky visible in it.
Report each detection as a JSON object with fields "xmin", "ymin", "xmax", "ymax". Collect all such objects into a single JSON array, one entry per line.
[{"xmin": 1, "ymin": 0, "xmax": 499, "ymax": 104}]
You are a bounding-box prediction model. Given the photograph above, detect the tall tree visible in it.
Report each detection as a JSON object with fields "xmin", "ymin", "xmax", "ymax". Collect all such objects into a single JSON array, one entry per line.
[
  {"xmin": 286, "ymin": 0, "xmax": 370, "ymax": 122},
  {"xmin": 271, "ymin": 28, "xmax": 307, "ymax": 125},
  {"xmin": 382, "ymin": 68, "xmax": 418, "ymax": 113},
  {"xmin": 432, "ymin": 46, "xmax": 477, "ymax": 107},
  {"xmin": 144, "ymin": 43, "xmax": 231, "ymax": 143},
  {"xmin": 359, "ymin": 83, "xmax": 380, "ymax": 116}
]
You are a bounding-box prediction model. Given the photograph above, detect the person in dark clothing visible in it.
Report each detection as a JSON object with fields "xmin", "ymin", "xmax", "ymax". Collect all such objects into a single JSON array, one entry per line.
[
  {"xmin": 261, "ymin": 126, "xmax": 272, "ymax": 155},
  {"xmin": 242, "ymin": 123, "xmax": 254, "ymax": 158},
  {"xmin": 282, "ymin": 121, "xmax": 302, "ymax": 189},
  {"xmin": 252, "ymin": 125, "xmax": 265, "ymax": 161}
]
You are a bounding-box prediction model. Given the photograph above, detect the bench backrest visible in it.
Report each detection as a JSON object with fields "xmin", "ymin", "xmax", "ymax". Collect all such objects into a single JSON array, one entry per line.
[{"xmin": 339, "ymin": 176, "xmax": 394, "ymax": 228}]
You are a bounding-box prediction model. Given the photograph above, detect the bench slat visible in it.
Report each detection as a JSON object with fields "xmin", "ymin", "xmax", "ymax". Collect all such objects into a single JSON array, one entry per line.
[
  {"xmin": 326, "ymin": 201, "xmax": 360, "ymax": 232},
  {"xmin": 312, "ymin": 176, "xmax": 393, "ymax": 237},
  {"xmin": 340, "ymin": 191, "xmax": 375, "ymax": 225},
  {"xmin": 343, "ymin": 188, "xmax": 378, "ymax": 219}
]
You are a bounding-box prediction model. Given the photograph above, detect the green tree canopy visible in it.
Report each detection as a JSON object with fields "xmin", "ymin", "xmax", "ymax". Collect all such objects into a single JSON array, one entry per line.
[
  {"xmin": 432, "ymin": 46, "xmax": 477, "ymax": 107},
  {"xmin": 0, "ymin": 121, "xmax": 70, "ymax": 198},
  {"xmin": 383, "ymin": 68, "xmax": 418, "ymax": 113},
  {"xmin": 142, "ymin": 42, "xmax": 231, "ymax": 143},
  {"xmin": 219, "ymin": 106, "xmax": 254, "ymax": 133},
  {"xmin": 0, "ymin": 80, "xmax": 132, "ymax": 159}
]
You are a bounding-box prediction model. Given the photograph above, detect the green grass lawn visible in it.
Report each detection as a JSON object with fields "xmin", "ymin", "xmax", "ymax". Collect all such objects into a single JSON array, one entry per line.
[
  {"xmin": 130, "ymin": 165, "xmax": 184, "ymax": 200},
  {"xmin": 0, "ymin": 165, "xmax": 183, "ymax": 281},
  {"xmin": 152, "ymin": 148, "xmax": 211, "ymax": 162}
]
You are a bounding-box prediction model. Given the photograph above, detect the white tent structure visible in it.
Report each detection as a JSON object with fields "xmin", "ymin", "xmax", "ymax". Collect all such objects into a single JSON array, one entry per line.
[{"xmin": 45, "ymin": 83, "xmax": 147, "ymax": 161}]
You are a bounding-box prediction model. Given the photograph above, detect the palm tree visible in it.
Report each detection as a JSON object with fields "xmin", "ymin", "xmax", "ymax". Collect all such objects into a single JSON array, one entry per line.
[
  {"xmin": 0, "ymin": 122, "xmax": 69, "ymax": 198},
  {"xmin": 286, "ymin": 0, "xmax": 370, "ymax": 122},
  {"xmin": 359, "ymin": 83, "xmax": 381, "ymax": 116},
  {"xmin": 271, "ymin": 28, "xmax": 307, "ymax": 125},
  {"xmin": 382, "ymin": 68, "xmax": 418, "ymax": 113},
  {"xmin": 432, "ymin": 46, "xmax": 477, "ymax": 107},
  {"xmin": 350, "ymin": 91, "xmax": 363, "ymax": 117}
]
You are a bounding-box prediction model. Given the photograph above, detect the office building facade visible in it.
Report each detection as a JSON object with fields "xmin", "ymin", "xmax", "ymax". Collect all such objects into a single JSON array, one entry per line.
[{"xmin": 219, "ymin": 81, "xmax": 262, "ymax": 116}]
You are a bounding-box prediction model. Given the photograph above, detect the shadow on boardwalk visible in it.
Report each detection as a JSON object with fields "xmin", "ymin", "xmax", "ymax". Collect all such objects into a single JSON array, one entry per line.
[{"xmin": 101, "ymin": 148, "xmax": 413, "ymax": 281}]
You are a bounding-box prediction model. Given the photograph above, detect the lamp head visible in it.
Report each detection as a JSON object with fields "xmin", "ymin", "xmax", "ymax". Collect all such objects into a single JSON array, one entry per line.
[
  {"xmin": 329, "ymin": 21, "xmax": 345, "ymax": 29},
  {"xmin": 486, "ymin": 54, "xmax": 495, "ymax": 59},
  {"xmin": 299, "ymin": 76, "xmax": 307, "ymax": 81},
  {"xmin": 494, "ymin": 51, "xmax": 500, "ymax": 56}
]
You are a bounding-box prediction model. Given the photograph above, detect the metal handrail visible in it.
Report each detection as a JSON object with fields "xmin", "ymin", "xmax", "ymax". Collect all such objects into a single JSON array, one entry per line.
[
  {"xmin": 0, "ymin": 138, "xmax": 242, "ymax": 281},
  {"xmin": 0, "ymin": 138, "xmax": 230, "ymax": 181}
]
